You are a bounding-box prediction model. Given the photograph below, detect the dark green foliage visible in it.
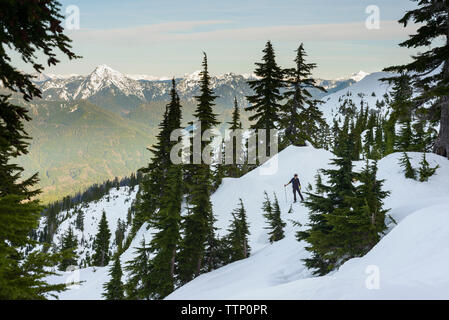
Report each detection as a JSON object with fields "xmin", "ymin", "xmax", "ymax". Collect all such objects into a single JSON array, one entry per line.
[
  {"xmin": 138, "ymin": 79, "xmax": 184, "ymax": 299},
  {"xmin": 59, "ymin": 227, "xmax": 78, "ymax": 271},
  {"xmin": 395, "ymin": 120, "xmax": 415, "ymax": 152},
  {"xmin": 399, "ymin": 152, "xmax": 417, "ymax": 180},
  {"xmin": 0, "ymin": 0, "xmax": 79, "ymax": 101},
  {"xmin": 262, "ymin": 192, "xmax": 285, "ymax": 243},
  {"xmin": 147, "ymin": 160, "xmax": 183, "ymax": 298},
  {"xmin": 124, "ymin": 239, "xmax": 152, "ymax": 300},
  {"xmin": 226, "ymin": 98, "xmax": 244, "ymax": 178},
  {"xmin": 280, "ymin": 43, "xmax": 326, "ymax": 148},
  {"xmin": 341, "ymin": 161, "xmax": 390, "ymax": 254},
  {"xmin": 245, "ymin": 41, "xmax": 284, "ymax": 155},
  {"xmin": 299, "ymin": 155, "xmax": 389, "ymax": 275},
  {"xmin": 226, "ymin": 199, "xmax": 251, "ymax": 262},
  {"xmin": 0, "ymin": 0, "xmax": 79, "ymax": 299},
  {"xmin": 202, "ymin": 221, "xmax": 222, "ymax": 273},
  {"xmin": 418, "ymin": 153, "xmax": 439, "ymax": 182},
  {"xmin": 193, "ymin": 53, "xmax": 219, "ymax": 133},
  {"xmin": 384, "ymin": 0, "xmax": 449, "ymax": 158},
  {"xmin": 298, "ymin": 132, "xmax": 357, "ymax": 275},
  {"xmin": 177, "ymin": 53, "xmax": 218, "ymax": 284},
  {"xmin": 212, "ymin": 142, "xmax": 226, "ymax": 191},
  {"xmin": 102, "ymin": 257, "xmax": 124, "ymax": 300},
  {"xmin": 229, "ymin": 97, "xmax": 242, "ymax": 131},
  {"xmin": 75, "ymin": 210, "xmax": 84, "ymax": 232},
  {"xmin": 92, "ymin": 211, "xmax": 111, "ymax": 267},
  {"xmin": 115, "ymin": 218, "xmax": 126, "ymax": 249}
]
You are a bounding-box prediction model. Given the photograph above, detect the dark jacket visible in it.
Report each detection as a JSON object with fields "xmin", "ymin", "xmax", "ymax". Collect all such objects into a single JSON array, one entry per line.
[{"xmin": 289, "ymin": 177, "xmax": 301, "ymax": 190}]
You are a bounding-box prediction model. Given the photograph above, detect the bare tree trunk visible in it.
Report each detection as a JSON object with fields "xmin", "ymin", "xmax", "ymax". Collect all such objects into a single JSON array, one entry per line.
[
  {"xmin": 433, "ymin": 98, "xmax": 449, "ymax": 158},
  {"xmin": 433, "ymin": 54, "xmax": 449, "ymax": 159}
]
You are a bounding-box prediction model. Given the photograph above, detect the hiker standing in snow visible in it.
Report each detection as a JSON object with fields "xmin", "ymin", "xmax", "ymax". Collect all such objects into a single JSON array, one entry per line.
[{"xmin": 285, "ymin": 174, "xmax": 304, "ymax": 203}]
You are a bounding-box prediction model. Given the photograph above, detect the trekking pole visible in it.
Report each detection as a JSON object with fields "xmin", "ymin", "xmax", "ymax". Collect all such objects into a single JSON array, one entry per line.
[{"xmin": 284, "ymin": 185, "xmax": 287, "ymax": 205}]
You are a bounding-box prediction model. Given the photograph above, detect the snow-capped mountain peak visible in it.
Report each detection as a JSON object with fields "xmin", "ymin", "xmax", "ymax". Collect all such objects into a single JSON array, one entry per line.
[
  {"xmin": 73, "ymin": 64, "xmax": 145, "ymax": 100},
  {"xmin": 91, "ymin": 64, "xmax": 122, "ymax": 78},
  {"xmin": 184, "ymin": 70, "xmax": 202, "ymax": 81},
  {"xmin": 335, "ymin": 70, "xmax": 370, "ymax": 83},
  {"xmin": 126, "ymin": 74, "xmax": 170, "ymax": 81},
  {"xmin": 349, "ymin": 70, "xmax": 370, "ymax": 82}
]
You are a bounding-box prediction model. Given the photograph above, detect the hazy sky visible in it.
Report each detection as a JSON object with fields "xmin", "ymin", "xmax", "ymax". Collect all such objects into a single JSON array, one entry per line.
[{"xmin": 12, "ymin": 0, "xmax": 419, "ymax": 79}]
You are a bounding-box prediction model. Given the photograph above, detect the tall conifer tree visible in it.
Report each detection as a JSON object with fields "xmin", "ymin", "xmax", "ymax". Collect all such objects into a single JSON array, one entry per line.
[
  {"xmin": 226, "ymin": 98, "xmax": 243, "ymax": 178},
  {"xmin": 245, "ymin": 41, "xmax": 284, "ymax": 156},
  {"xmin": 102, "ymin": 257, "xmax": 124, "ymax": 300},
  {"xmin": 177, "ymin": 53, "xmax": 219, "ymax": 284},
  {"xmin": 147, "ymin": 80, "xmax": 183, "ymax": 299},
  {"xmin": 384, "ymin": 0, "xmax": 449, "ymax": 158},
  {"xmin": 92, "ymin": 211, "xmax": 111, "ymax": 267},
  {"xmin": 0, "ymin": 0, "xmax": 79, "ymax": 299},
  {"xmin": 59, "ymin": 227, "xmax": 78, "ymax": 271},
  {"xmin": 281, "ymin": 43, "xmax": 326, "ymax": 148},
  {"xmin": 227, "ymin": 199, "xmax": 250, "ymax": 262},
  {"xmin": 124, "ymin": 239, "xmax": 152, "ymax": 300}
]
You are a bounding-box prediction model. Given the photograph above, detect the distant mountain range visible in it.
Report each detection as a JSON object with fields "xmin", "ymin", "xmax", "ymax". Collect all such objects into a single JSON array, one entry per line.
[
  {"xmin": 3, "ymin": 65, "xmax": 367, "ymax": 202},
  {"xmin": 33, "ymin": 64, "xmax": 358, "ymax": 115}
]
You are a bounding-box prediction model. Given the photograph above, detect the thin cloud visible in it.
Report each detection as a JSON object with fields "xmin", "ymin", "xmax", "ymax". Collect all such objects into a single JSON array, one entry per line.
[{"xmin": 68, "ymin": 20, "xmax": 418, "ymax": 45}]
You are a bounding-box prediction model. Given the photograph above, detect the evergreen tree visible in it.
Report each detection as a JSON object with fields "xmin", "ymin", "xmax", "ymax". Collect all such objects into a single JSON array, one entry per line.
[
  {"xmin": 59, "ymin": 227, "xmax": 78, "ymax": 271},
  {"xmin": 384, "ymin": 0, "xmax": 449, "ymax": 158},
  {"xmin": 177, "ymin": 53, "xmax": 218, "ymax": 284},
  {"xmin": 229, "ymin": 97, "xmax": 242, "ymax": 131},
  {"xmin": 102, "ymin": 257, "xmax": 124, "ymax": 300},
  {"xmin": 395, "ymin": 119, "xmax": 415, "ymax": 152},
  {"xmin": 145, "ymin": 79, "xmax": 183, "ymax": 299},
  {"xmin": 418, "ymin": 153, "xmax": 439, "ymax": 182},
  {"xmin": 137, "ymin": 80, "xmax": 183, "ymax": 226},
  {"xmin": 115, "ymin": 218, "xmax": 126, "ymax": 249},
  {"xmin": 298, "ymin": 128, "xmax": 357, "ymax": 275},
  {"xmin": 372, "ymin": 124, "xmax": 384, "ymax": 160},
  {"xmin": 212, "ymin": 141, "xmax": 226, "ymax": 191},
  {"xmin": 226, "ymin": 98, "xmax": 243, "ymax": 178},
  {"xmin": 413, "ymin": 119, "xmax": 432, "ymax": 152},
  {"xmin": 245, "ymin": 41, "xmax": 284, "ymax": 156},
  {"xmin": 75, "ymin": 210, "xmax": 84, "ymax": 232},
  {"xmin": 262, "ymin": 191, "xmax": 272, "ymax": 221},
  {"xmin": 227, "ymin": 199, "xmax": 250, "ymax": 262},
  {"xmin": 136, "ymin": 106, "xmax": 171, "ymax": 223},
  {"xmin": 326, "ymin": 161, "xmax": 390, "ymax": 261},
  {"xmin": 399, "ymin": 152, "xmax": 416, "ymax": 180},
  {"xmin": 124, "ymin": 239, "xmax": 152, "ymax": 300},
  {"xmin": 388, "ymin": 74, "xmax": 414, "ymax": 120},
  {"xmin": 363, "ymin": 126, "xmax": 375, "ymax": 158},
  {"xmin": 92, "ymin": 211, "xmax": 111, "ymax": 267},
  {"xmin": 300, "ymin": 157, "xmax": 389, "ymax": 275},
  {"xmin": 202, "ymin": 219, "xmax": 222, "ymax": 273},
  {"xmin": 280, "ymin": 43, "xmax": 326, "ymax": 148},
  {"xmin": 263, "ymin": 192, "xmax": 285, "ymax": 243},
  {"xmin": 0, "ymin": 0, "xmax": 79, "ymax": 299}
]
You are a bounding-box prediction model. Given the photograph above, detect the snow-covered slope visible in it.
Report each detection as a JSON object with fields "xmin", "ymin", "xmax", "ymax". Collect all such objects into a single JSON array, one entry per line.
[
  {"xmin": 320, "ymin": 71, "xmax": 395, "ymax": 122},
  {"xmin": 40, "ymin": 186, "xmax": 137, "ymax": 267},
  {"xmin": 167, "ymin": 150, "xmax": 449, "ymax": 299},
  {"xmin": 45, "ymin": 146, "xmax": 449, "ymax": 300}
]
